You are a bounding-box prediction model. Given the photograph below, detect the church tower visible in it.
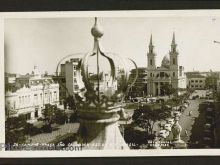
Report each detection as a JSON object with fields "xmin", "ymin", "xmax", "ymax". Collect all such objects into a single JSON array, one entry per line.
[
  {"xmin": 169, "ymin": 32, "xmax": 179, "ymax": 89},
  {"xmin": 147, "ymin": 34, "xmax": 156, "ymax": 96},
  {"xmin": 147, "ymin": 34, "xmax": 156, "ymax": 70},
  {"xmin": 169, "ymin": 32, "xmax": 179, "ymax": 69}
]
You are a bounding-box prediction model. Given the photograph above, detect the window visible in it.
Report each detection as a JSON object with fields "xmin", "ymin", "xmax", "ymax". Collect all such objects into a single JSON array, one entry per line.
[
  {"xmin": 150, "ymin": 59, "xmax": 152, "ymax": 65},
  {"xmin": 35, "ymin": 109, "xmax": 38, "ymax": 118},
  {"xmin": 150, "ymin": 73, "xmax": 152, "ymax": 77},
  {"xmin": 200, "ymin": 85, "xmax": 202, "ymax": 88},
  {"xmin": 45, "ymin": 93, "xmax": 47, "ymax": 102},
  {"xmin": 173, "ymin": 72, "xmax": 175, "ymax": 77},
  {"xmin": 34, "ymin": 94, "xmax": 38, "ymax": 104},
  {"xmin": 54, "ymin": 91, "xmax": 57, "ymax": 101},
  {"xmin": 74, "ymin": 78, "xmax": 77, "ymax": 83},
  {"xmin": 191, "ymin": 80, "xmax": 194, "ymax": 83},
  {"xmin": 199, "ymin": 80, "xmax": 202, "ymax": 83},
  {"xmin": 195, "ymin": 80, "xmax": 198, "ymax": 83},
  {"xmin": 22, "ymin": 96, "xmax": 24, "ymax": 104},
  {"xmin": 195, "ymin": 85, "xmax": 198, "ymax": 87},
  {"xmin": 173, "ymin": 58, "xmax": 176, "ymax": 65},
  {"xmin": 74, "ymin": 85, "xmax": 79, "ymax": 90},
  {"xmin": 191, "ymin": 85, "xmax": 194, "ymax": 87}
]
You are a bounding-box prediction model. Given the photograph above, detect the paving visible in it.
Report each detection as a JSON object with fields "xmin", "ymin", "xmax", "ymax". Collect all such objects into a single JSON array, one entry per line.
[{"xmin": 27, "ymin": 123, "xmax": 80, "ymax": 144}]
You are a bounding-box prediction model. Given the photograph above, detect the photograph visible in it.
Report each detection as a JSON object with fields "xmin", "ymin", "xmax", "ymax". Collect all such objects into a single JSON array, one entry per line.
[{"xmin": 3, "ymin": 11, "xmax": 220, "ymax": 154}]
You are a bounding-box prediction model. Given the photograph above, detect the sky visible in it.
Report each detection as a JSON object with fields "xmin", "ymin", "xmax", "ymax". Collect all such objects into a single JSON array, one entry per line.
[{"xmin": 4, "ymin": 16, "xmax": 220, "ymax": 75}]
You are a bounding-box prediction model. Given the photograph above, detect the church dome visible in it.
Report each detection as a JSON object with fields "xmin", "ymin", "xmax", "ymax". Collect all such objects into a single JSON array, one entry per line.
[{"xmin": 161, "ymin": 55, "xmax": 170, "ymax": 68}]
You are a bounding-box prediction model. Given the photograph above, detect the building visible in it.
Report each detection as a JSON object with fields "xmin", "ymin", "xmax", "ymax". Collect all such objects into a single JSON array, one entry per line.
[
  {"xmin": 185, "ymin": 71, "xmax": 220, "ymax": 90},
  {"xmin": 55, "ymin": 58, "xmax": 82, "ymax": 99},
  {"xmin": 186, "ymin": 74, "xmax": 206, "ymax": 89},
  {"xmin": 147, "ymin": 33, "xmax": 186, "ymax": 96},
  {"xmin": 89, "ymin": 72, "xmax": 118, "ymax": 97},
  {"xmin": 129, "ymin": 67, "xmax": 147, "ymax": 97},
  {"xmin": 217, "ymin": 79, "xmax": 220, "ymax": 93},
  {"xmin": 5, "ymin": 66, "xmax": 59, "ymax": 123}
]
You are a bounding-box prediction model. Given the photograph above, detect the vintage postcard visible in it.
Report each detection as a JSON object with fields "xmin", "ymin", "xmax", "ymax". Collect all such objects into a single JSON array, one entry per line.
[{"xmin": 1, "ymin": 10, "xmax": 220, "ymax": 157}]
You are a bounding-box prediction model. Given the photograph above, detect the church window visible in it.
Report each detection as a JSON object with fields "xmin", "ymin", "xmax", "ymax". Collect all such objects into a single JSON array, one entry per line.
[
  {"xmin": 173, "ymin": 58, "xmax": 176, "ymax": 65},
  {"xmin": 150, "ymin": 59, "xmax": 152, "ymax": 65}
]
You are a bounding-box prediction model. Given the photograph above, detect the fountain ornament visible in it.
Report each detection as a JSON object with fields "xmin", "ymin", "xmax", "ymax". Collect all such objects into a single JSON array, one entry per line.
[
  {"xmin": 77, "ymin": 17, "xmax": 137, "ymax": 110},
  {"xmin": 56, "ymin": 18, "xmax": 137, "ymax": 149},
  {"xmin": 171, "ymin": 115, "xmax": 187, "ymax": 149}
]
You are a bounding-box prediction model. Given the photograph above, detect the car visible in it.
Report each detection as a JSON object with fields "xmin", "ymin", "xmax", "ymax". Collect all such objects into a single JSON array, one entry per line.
[
  {"xmin": 206, "ymin": 116, "xmax": 214, "ymax": 124},
  {"xmin": 183, "ymin": 103, "xmax": 188, "ymax": 108},
  {"xmin": 159, "ymin": 130, "xmax": 169, "ymax": 138},
  {"xmin": 173, "ymin": 111, "xmax": 181, "ymax": 117},
  {"xmin": 167, "ymin": 118, "xmax": 175, "ymax": 126},
  {"xmin": 146, "ymin": 97, "xmax": 157, "ymax": 103},
  {"xmin": 184, "ymin": 100, "xmax": 190, "ymax": 105},
  {"xmin": 164, "ymin": 123, "xmax": 172, "ymax": 132},
  {"xmin": 204, "ymin": 123, "xmax": 212, "ymax": 129}
]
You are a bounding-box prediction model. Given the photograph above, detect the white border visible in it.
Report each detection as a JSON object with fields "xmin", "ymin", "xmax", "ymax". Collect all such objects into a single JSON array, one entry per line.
[{"xmin": 1, "ymin": 10, "xmax": 220, "ymax": 157}]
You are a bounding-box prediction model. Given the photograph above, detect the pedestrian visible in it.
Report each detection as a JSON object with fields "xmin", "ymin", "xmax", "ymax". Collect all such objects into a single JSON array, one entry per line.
[
  {"xmin": 185, "ymin": 129, "xmax": 188, "ymax": 137},
  {"xmin": 189, "ymin": 110, "xmax": 192, "ymax": 116}
]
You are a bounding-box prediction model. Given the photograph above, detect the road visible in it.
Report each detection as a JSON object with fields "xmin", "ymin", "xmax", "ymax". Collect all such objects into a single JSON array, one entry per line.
[{"xmin": 178, "ymin": 99, "xmax": 202, "ymax": 142}]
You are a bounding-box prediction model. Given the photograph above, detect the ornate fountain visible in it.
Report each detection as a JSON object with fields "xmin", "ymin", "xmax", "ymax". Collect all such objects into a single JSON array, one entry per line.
[{"xmin": 66, "ymin": 18, "xmax": 138, "ymax": 150}]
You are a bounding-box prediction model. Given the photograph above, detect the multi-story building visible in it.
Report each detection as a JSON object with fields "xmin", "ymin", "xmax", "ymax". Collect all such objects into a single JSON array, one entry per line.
[
  {"xmin": 147, "ymin": 33, "xmax": 186, "ymax": 96},
  {"xmin": 186, "ymin": 74, "xmax": 206, "ymax": 89},
  {"xmin": 129, "ymin": 67, "xmax": 147, "ymax": 97},
  {"xmin": 5, "ymin": 66, "xmax": 59, "ymax": 123},
  {"xmin": 55, "ymin": 58, "xmax": 81, "ymax": 98}
]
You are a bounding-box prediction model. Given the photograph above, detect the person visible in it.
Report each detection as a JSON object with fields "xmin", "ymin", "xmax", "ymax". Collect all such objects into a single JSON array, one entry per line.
[
  {"xmin": 185, "ymin": 129, "xmax": 188, "ymax": 137},
  {"xmin": 189, "ymin": 110, "xmax": 192, "ymax": 116}
]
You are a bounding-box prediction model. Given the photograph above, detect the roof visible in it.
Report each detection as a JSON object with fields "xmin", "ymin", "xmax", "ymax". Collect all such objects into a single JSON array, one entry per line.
[{"xmin": 187, "ymin": 74, "xmax": 206, "ymax": 78}]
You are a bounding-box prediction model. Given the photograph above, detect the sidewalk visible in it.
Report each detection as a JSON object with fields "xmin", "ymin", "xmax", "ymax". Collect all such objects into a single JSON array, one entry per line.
[{"xmin": 27, "ymin": 123, "xmax": 80, "ymax": 143}]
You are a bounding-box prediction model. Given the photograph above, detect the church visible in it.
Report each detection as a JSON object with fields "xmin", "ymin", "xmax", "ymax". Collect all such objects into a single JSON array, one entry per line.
[{"xmin": 147, "ymin": 33, "xmax": 186, "ymax": 96}]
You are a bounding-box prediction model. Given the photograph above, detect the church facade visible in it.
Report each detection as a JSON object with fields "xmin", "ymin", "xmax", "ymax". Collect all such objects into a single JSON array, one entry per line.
[{"xmin": 147, "ymin": 33, "xmax": 186, "ymax": 96}]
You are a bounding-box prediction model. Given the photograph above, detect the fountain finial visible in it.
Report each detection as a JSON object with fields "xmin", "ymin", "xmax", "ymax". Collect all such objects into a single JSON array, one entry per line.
[{"xmin": 91, "ymin": 17, "xmax": 104, "ymax": 38}]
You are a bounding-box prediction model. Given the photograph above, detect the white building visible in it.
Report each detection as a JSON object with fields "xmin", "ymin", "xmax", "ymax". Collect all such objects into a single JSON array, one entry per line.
[
  {"xmin": 147, "ymin": 33, "xmax": 186, "ymax": 96},
  {"xmin": 186, "ymin": 74, "xmax": 206, "ymax": 89},
  {"xmin": 60, "ymin": 58, "xmax": 81, "ymax": 97},
  {"xmin": 5, "ymin": 66, "xmax": 59, "ymax": 123},
  {"xmin": 90, "ymin": 73, "xmax": 118, "ymax": 97}
]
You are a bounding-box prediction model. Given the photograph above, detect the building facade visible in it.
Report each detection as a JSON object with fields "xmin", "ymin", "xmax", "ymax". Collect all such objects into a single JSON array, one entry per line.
[
  {"xmin": 129, "ymin": 67, "xmax": 147, "ymax": 97},
  {"xmin": 5, "ymin": 66, "xmax": 59, "ymax": 123},
  {"xmin": 147, "ymin": 33, "xmax": 186, "ymax": 96},
  {"xmin": 186, "ymin": 74, "xmax": 206, "ymax": 89}
]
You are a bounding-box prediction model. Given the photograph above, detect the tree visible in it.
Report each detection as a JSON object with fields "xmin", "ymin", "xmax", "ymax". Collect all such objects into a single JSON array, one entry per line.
[
  {"xmin": 132, "ymin": 104, "xmax": 171, "ymax": 136},
  {"xmin": 53, "ymin": 109, "xmax": 68, "ymax": 125},
  {"xmin": 5, "ymin": 115, "xmax": 28, "ymax": 145},
  {"xmin": 161, "ymin": 83, "xmax": 176, "ymax": 97},
  {"xmin": 41, "ymin": 104, "xmax": 56, "ymax": 126},
  {"xmin": 6, "ymin": 115, "xmax": 27, "ymax": 130},
  {"xmin": 64, "ymin": 96, "xmax": 76, "ymax": 111}
]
